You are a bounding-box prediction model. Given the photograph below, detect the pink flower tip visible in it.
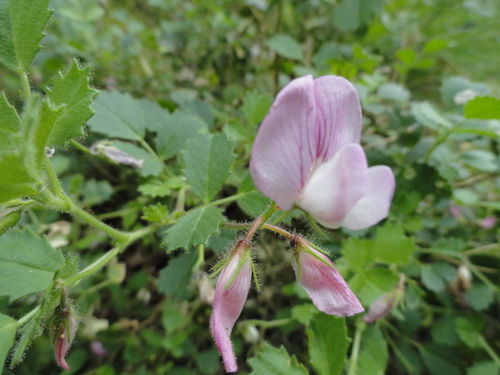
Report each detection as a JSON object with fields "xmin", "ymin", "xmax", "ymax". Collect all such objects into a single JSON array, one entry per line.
[
  {"xmin": 291, "ymin": 237, "xmax": 363, "ymax": 316},
  {"xmin": 210, "ymin": 240, "xmax": 253, "ymax": 373},
  {"xmin": 54, "ymin": 315, "xmax": 78, "ymax": 370},
  {"xmin": 480, "ymin": 216, "xmax": 497, "ymax": 229},
  {"xmin": 363, "ymin": 274, "xmax": 405, "ymax": 323}
]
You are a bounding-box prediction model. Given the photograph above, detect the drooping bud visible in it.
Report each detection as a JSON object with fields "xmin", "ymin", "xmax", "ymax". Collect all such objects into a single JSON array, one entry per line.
[
  {"xmin": 210, "ymin": 240, "xmax": 253, "ymax": 373},
  {"xmin": 363, "ymin": 274, "xmax": 405, "ymax": 323},
  {"xmin": 90, "ymin": 141, "xmax": 144, "ymax": 168},
  {"xmin": 291, "ymin": 236, "xmax": 363, "ymax": 316},
  {"xmin": 449, "ymin": 264, "xmax": 472, "ymax": 305},
  {"xmin": 480, "ymin": 216, "xmax": 497, "ymax": 230},
  {"xmin": 53, "ymin": 313, "xmax": 78, "ymax": 370}
]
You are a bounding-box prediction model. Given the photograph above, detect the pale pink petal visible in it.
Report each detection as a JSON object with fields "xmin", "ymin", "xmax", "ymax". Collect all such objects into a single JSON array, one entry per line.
[
  {"xmin": 55, "ymin": 316, "xmax": 78, "ymax": 370},
  {"xmin": 292, "ymin": 248, "xmax": 363, "ymax": 316},
  {"xmin": 296, "ymin": 143, "xmax": 368, "ymax": 227},
  {"xmin": 313, "ymin": 76, "xmax": 362, "ymax": 162},
  {"xmin": 363, "ymin": 293, "xmax": 397, "ymax": 323},
  {"xmin": 250, "ymin": 75, "xmax": 317, "ymax": 210},
  {"xmin": 339, "ymin": 166, "xmax": 395, "ymax": 230},
  {"xmin": 210, "ymin": 255, "xmax": 252, "ymax": 373}
]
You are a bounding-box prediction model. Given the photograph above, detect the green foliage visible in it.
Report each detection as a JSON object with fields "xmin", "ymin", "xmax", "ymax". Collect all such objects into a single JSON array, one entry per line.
[
  {"xmin": 465, "ymin": 97, "xmax": 500, "ymax": 119},
  {"xmin": 248, "ymin": 343, "xmax": 308, "ymax": 375},
  {"xmin": 163, "ymin": 206, "xmax": 225, "ymax": 252},
  {"xmin": 0, "ymin": 314, "xmax": 16, "ymax": 369},
  {"xmin": 182, "ymin": 134, "xmax": 235, "ymax": 203},
  {"xmin": 0, "ymin": 0, "xmax": 52, "ymax": 72},
  {"xmin": 358, "ymin": 325, "xmax": 388, "ymax": 375},
  {"xmin": 158, "ymin": 251, "xmax": 198, "ymax": 300},
  {"xmin": 0, "ymin": 228, "xmax": 64, "ymax": 301},
  {"xmin": 306, "ymin": 313, "xmax": 349, "ymax": 375},
  {"xmin": 333, "ymin": 0, "xmax": 385, "ymax": 32},
  {"xmin": 266, "ymin": 34, "xmax": 303, "ymax": 61}
]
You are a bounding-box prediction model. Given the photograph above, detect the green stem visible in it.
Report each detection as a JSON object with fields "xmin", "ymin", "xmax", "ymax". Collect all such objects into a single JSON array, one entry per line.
[
  {"xmin": 242, "ymin": 318, "xmax": 295, "ymax": 329},
  {"xmin": 43, "ymin": 155, "xmax": 68, "ymax": 202},
  {"xmin": 138, "ymin": 138, "xmax": 172, "ymax": 177},
  {"xmin": 16, "ymin": 307, "xmax": 40, "ymax": 327},
  {"xmin": 68, "ymin": 201, "xmax": 129, "ymax": 242},
  {"xmin": 193, "ymin": 244, "xmax": 205, "ymax": 270},
  {"xmin": 208, "ymin": 193, "xmax": 247, "ymax": 207},
  {"xmin": 306, "ymin": 212, "xmax": 330, "ymax": 239},
  {"xmin": 64, "ymin": 243, "xmax": 127, "ymax": 285},
  {"xmin": 19, "ymin": 71, "xmax": 31, "ymax": 100},
  {"xmin": 347, "ymin": 320, "xmax": 365, "ymax": 375},
  {"xmin": 174, "ymin": 187, "xmax": 186, "ymax": 213},
  {"xmin": 70, "ymin": 139, "xmax": 93, "ymax": 155},
  {"xmin": 128, "ymin": 223, "xmax": 161, "ymax": 242},
  {"xmin": 478, "ymin": 336, "xmax": 500, "ymax": 366}
]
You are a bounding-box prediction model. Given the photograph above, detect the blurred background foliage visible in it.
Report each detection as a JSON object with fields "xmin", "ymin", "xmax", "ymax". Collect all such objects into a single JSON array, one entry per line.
[{"xmin": 1, "ymin": 0, "xmax": 499, "ymax": 374}]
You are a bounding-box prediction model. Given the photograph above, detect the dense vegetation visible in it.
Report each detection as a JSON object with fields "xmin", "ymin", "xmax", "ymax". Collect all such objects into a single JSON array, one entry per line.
[{"xmin": 0, "ymin": 0, "xmax": 499, "ymax": 374}]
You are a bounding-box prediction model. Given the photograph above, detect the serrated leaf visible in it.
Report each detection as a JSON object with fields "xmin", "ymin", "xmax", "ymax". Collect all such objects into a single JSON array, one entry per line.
[
  {"xmin": 0, "ymin": 154, "xmax": 38, "ymax": 204},
  {"xmin": 157, "ymin": 251, "xmax": 198, "ymax": 300},
  {"xmin": 139, "ymin": 98, "xmax": 169, "ymax": 132},
  {"xmin": 0, "ymin": 92, "xmax": 20, "ymax": 133},
  {"xmin": 342, "ymin": 238, "xmax": 375, "ymax": 270},
  {"xmin": 266, "ymin": 34, "xmax": 303, "ymax": 61},
  {"xmin": 349, "ymin": 268, "xmax": 399, "ymax": 306},
  {"xmin": 138, "ymin": 183, "xmax": 171, "ymax": 198},
  {"xmin": 359, "ymin": 325, "xmax": 388, "ymax": 375},
  {"xmin": 0, "ymin": 228, "xmax": 64, "ymax": 301},
  {"xmin": 248, "ymin": 343, "xmax": 308, "ymax": 375},
  {"xmin": 183, "ymin": 133, "xmax": 235, "ymax": 203},
  {"xmin": 45, "ymin": 60, "xmax": 99, "ymax": 146},
  {"xmin": 0, "ymin": 313, "xmax": 17, "ymax": 369},
  {"xmin": 155, "ymin": 111, "xmax": 205, "ymax": 160},
  {"xmin": 87, "ymin": 91, "xmax": 146, "ymax": 141},
  {"xmin": 455, "ymin": 316, "xmax": 484, "ymax": 348},
  {"xmin": 373, "ymin": 223, "xmax": 415, "ymax": 265},
  {"xmin": 180, "ymin": 99, "xmax": 214, "ymax": 128},
  {"xmin": 142, "ymin": 203, "xmax": 169, "ymax": 223},
  {"xmin": 420, "ymin": 262, "xmax": 455, "ymax": 293},
  {"xmin": 465, "ymin": 284, "xmax": 495, "ymax": 311},
  {"xmin": 237, "ymin": 173, "xmax": 272, "ymax": 216},
  {"xmin": 113, "ymin": 141, "xmax": 163, "ymax": 176},
  {"xmin": 0, "ymin": 0, "xmax": 53, "ymax": 72},
  {"xmin": 333, "ymin": 0, "xmax": 385, "ymax": 32},
  {"xmin": 35, "ymin": 99, "xmax": 64, "ymax": 167},
  {"xmin": 307, "ymin": 313, "xmax": 349, "ymax": 375},
  {"xmin": 464, "ymin": 96, "xmax": 500, "ymax": 119},
  {"xmin": 163, "ymin": 206, "xmax": 225, "ymax": 252}
]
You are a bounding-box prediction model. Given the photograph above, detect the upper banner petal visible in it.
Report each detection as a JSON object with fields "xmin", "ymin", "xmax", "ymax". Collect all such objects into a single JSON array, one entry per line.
[
  {"xmin": 340, "ymin": 165, "xmax": 395, "ymax": 230},
  {"xmin": 296, "ymin": 143, "xmax": 368, "ymax": 227},
  {"xmin": 313, "ymin": 76, "xmax": 362, "ymax": 162},
  {"xmin": 250, "ymin": 75, "xmax": 317, "ymax": 210}
]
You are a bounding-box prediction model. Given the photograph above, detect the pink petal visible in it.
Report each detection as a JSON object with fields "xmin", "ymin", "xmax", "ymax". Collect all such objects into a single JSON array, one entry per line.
[
  {"xmin": 313, "ymin": 76, "xmax": 362, "ymax": 162},
  {"xmin": 250, "ymin": 75, "xmax": 317, "ymax": 210},
  {"xmin": 292, "ymin": 247, "xmax": 363, "ymax": 316},
  {"xmin": 296, "ymin": 143, "xmax": 368, "ymax": 227},
  {"xmin": 363, "ymin": 293, "xmax": 397, "ymax": 323},
  {"xmin": 339, "ymin": 166, "xmax": 395, "ymax": 230},
  {"xmin": 210, "ymin": 254, "xmax": 252, "ymax": 373},
  {"xmin": 55, "ymin": 316, "xmax": 78, "ymax": 370}
]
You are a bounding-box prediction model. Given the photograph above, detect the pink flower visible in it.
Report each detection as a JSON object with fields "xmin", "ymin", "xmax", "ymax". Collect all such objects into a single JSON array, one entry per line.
[
  {"xmin": 364, "ymin": 274, "xmax": 404, "ymax": 323},
  {"xmin": 480, "ymin": 216, "xmax": 497, "ymax": 229},
  {"xmin": 250, "ymin": 75, "xmax": 395, "ymax": 230},
  {"xmin": 291, "ymin": 238, "xmax": 363, "ymax": 316},
  {"xmin": 54, "ymin": 315, "xmax": 78, "ymax": 370},
  {"xmin": 210, "ymin": 241, "xmax": 253, "ymax": 373}
]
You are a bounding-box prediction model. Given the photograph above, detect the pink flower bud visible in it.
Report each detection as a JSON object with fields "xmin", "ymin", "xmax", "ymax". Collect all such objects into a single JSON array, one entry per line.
[
  {"xmin": 480, "ymin": 216, "xmax": 497, "ymax": 229},
  {"xmin": 54, "ymin": 315, "xmax": 78, "ymax": 370},
  {"xmin": 363, "ymin": 274, "xmax": 404, "ymax": 323},
  {"xmin": 90, "ymin": 341, "xmax": 108, "ymax": 358},
  {"xmin": 291, "ymin": 237, "xmax": 363, "ymax": 316},
  {"xmin": 210, "ymin": 240, "xmax": 253, "ymax": 373}
]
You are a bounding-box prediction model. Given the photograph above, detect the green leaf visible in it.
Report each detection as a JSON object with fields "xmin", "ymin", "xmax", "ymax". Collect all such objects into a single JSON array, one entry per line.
[
  {"xmin": 376, "ymin": 83, "xmax": 411, "ymax": 102},
  {"xmin": 461, "ymin": 150, "xmax": 498, "ymax": 172},
  {"xmin": 237, "ymin": 173, "xmax": 272, "ymax": 217},
  {"xmin": 138, "ymin": 183, "xmax": 171, "ymax": 198},
  {"xmin": 420, "ymin": 344, "xmax": 461, "ymax": 375},
  {"xmin": 87, "ymin": 91, "xmax": 146, "ymax": 141},
  {"xmin": 465, "ymin": 96, "xmax": 500, "ymax": 119},
  {"xmin": 0, "ymin": 228, "xmax": 64, "ymax": 301},
  {"xmin": 420, "ymin": 262, "xmax": 455, "ymax": 293},
  {"xmin": 0, "ymin": 92, "xmax": 20, "ymax": 133},
  {"xmin": 0, "ymin": 313, "xmax": 17, "ymax": 369},
  {"xmin": 0, "ymin": 154, "xmax": 38, "ymax": 204},
  {"xmin": 180, "ymin": 99, "xmax": 214, "ymax": 128},
  {"xmin": 155, "ymin": 111, "xmax": 205, "ymax": 160},
  {"xmin": 157, "ymin": 251, "xmax": 198, "ymax": 300},
  {"xmin": 266, "ymin": 34, "xmax": 303, "ymax": 61},
  {"xmin": 359, "ymin": 325, "xmax": 388, "ymax": 375},
  {"xmin": 333, "ymin": 0, "xmax": 385, "ymax": 32},
  {"xmin": 411, "ymin": 102, "xmax": 452, "ymax": 130},
  {"xmin": 35, "ymin": 99, "xmax": 64, "ymax": 166},
  {"xmin": 373, "ymin": 223, "xmax": 415, "ymax": 265},
  {"xmin": 342, "ymin": 238, "xmax": 375, "ymax": 271},
  {"xmin": 455, "ymin": 316, "xmax": 484, "ymax": 348},
  {"xmin": 139, "ymin": 98, "xmax": 169, "ymax": 132},
  {"xmin": 0, "ymin": 0, "xmax": 53, "ymax": 72},
  {"xmin": 465, "ymin": 284, "xmax": 495, "ymax": 311},
  {"xmin": 182, "ymin": 133, "xmax": 235, "ymax": 203},
  {"xmin": 45, "ymin": 60, "xmax": 99, "ymax": 147},
  {"xmin": 113, "ymin": 141, "xmax": 163, "ymax": 176},
  {"xmin": 163, "ymin": 206, "xmax": 225, "ymax": 252},
  {"xmin": 349, "ymin": 268, "xmax": 399, "ymax": 305},
  {"xmin": 440, "ymin": 76, "xmax": 489, "ymax": 109},
  {"xmin": 82, "ymin": 179, "xmax": 114, "ymax": 206},
  {"xmin": 248, "ymin": 343, "xmax": 308, "ymax": 375},
  {"xmin": 243, "ymin": 91, "xmax": 273, "ymax": 126},
  {"xmin": 141, "ymin": 203, "xmax": 169, "ymax": 223},
  {"xmin": 307, "ymin": 313, "xmax": 349, "ymax": 375},
  {"xmin": 467, "ymin": 361, "xmax": 499, "ymax": 375}
]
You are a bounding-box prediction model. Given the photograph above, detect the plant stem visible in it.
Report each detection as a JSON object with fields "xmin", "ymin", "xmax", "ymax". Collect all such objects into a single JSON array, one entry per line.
[
  {"xmin": 16, "ymin": 307, "xmax": 40, "ymax": 327},
  {"xmin": 64, "ymin": 243, "xmax": 127, "ymax": 285},
  {"xmin": 68, "ymin": 202, "xmax": 129, "ymax": 242},
  {"xmin": 242, "ymin": 318, "xmax": 295, "ymax": 329},
  {"xmin": 43, "ymin": 155, "xmax": 68, "ymax": 202},
  {"xmin": 19, "ymin": 71, "xmax": 31, "ymax": 100},
  {"xmin": 478, "ymin": 336, "xmax": 500, "ymax": 366},
  {"xmin": 347, "ymin": 320, "xmax": 365, "ymax": 375},
  {"xmin": 306, "ymin": 212, "xmax": 330, "ymax": 239},
  {"xmin": 208, "ymin": 193, "xmax": 247, "ymax": 207}
]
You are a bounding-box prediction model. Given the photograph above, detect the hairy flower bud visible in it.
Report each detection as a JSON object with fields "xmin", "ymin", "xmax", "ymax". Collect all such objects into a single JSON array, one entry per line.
[
  {"xmin": 53, "ymin": 314, "xmax": 78, "ymax": 370},
  {"xmin": 364, "ymin": 274, "xmax": 405, "ymax": 323}
]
